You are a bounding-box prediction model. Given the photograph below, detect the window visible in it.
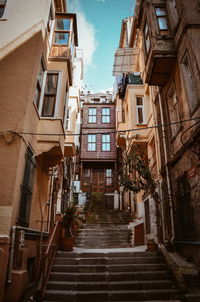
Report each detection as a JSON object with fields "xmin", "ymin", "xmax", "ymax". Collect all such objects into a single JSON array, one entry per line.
[
  {"xmin": 155, "ymin": 7, "xmax": 168, "ymax": 33},
  {"xmin": 18, "ymin": 148, "xmax": 36, "ymax": 226},
  {"xmin": 102, "ymin": 108, "xmax": 110, "ymax": 123},
  {"xmin": 144, "ymin": 21, "xmax": 150, "ymax": 54},
  {"xmin": 136, "ymin": 96, "xmax": 145, "ymax": 124},
  {"xmin": 102, "ymin": 134, "xmax": 111, "ymax": 151},
  {"xmin": 106, "ymin": 169, "xmax": 112, "ymax": 186},
  {"xmin": 42, "ymin": 73, "xmax": 59, "ymax": 117},
  {"xmin": 65, "ymin": 108, "xmax": 70, "ymax": 129},
  {"xmin": 182, "ymin": 53, "xmax": 198, "ymax": 111},
  {"xmin": 47, "ymin": 5, "xmax": 54, "ymax": 36},
  {"xmin": 166, "ymin": 84, "xmax": 180, "ymax": 137},
  {"xmin": 0, "ymin": 0, "xmax": 6, "ymax": 18},
  {"xmin": 84, "ymin": 169, "xmax": 90, "ymax": 178},
  {"xmin": 144, "ymin": 200, "xmax": 151, "ymax": 234},
  {"xmin": 54, "ymin": 18, "xmax": 71, "ymax": 45},
  {"xmin": 88, "ymin": 108, "xmax": 96, "ymax": 123},
  {"xmin": 34, "ymin": 60, "xmax": 45, "ymax": 109},
  {"xmin": 88, "ymin": 135, "xmax": 96, "ymax": 151},
  {"xmin": 177, "ymin": 176, "xmax": 194, "ymax": 239}
]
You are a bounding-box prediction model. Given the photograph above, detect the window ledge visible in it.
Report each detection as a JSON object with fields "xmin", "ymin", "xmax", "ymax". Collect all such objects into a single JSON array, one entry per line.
[{"xmin": 0, "ymin": 18, "xmax": 7, "ymax": 21}]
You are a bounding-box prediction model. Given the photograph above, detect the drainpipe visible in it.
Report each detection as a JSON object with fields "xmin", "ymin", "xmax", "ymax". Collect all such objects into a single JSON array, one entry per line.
[{"xmin": 158, "ymin": 92, "xmax": 175, "ymax": 241}]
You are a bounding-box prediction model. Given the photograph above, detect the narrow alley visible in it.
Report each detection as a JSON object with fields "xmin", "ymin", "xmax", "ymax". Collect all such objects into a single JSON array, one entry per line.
[{"xmin": 0, "ymin": 0, "xmax": 200, "ymax": 302}]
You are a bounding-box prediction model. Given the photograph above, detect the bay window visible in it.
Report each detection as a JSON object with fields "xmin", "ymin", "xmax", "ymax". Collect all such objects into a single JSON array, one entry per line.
[{"xmin": 54, "ymin": 18, "xmax": 71, "ymax": 45}]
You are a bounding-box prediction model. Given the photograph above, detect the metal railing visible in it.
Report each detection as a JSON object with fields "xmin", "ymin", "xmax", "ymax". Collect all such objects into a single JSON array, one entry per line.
[{"xmin": 38, "ymin": 220, "xmax": 62, "ymax": 301}]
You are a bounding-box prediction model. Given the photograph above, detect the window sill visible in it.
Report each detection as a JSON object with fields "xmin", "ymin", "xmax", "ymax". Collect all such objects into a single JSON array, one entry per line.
[{"xmin": 0, "ymin": 18, "xmax": 7, "ymax": 21}]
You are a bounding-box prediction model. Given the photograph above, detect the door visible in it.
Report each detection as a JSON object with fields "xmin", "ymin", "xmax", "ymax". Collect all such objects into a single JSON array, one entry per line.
[
  {"xmin": 105, "ymin": 195, "xmax": 114, "ymax": 210},
  {"xmin": 92, "ymin": 169, "xmax": 104, "ymax": 192},
  {"xmin": 134, "ymin": 223, "xmax": 144, "ymax": 246}
]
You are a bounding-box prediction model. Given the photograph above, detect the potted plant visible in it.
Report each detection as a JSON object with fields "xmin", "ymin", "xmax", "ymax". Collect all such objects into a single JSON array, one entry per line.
[
  {"xmin": 61, "ymin": 203, "xmax": 76, "ymax": 251},
  {"xmin": 146, "ymin": 238, "xmax": 157, "ymax": 251}
]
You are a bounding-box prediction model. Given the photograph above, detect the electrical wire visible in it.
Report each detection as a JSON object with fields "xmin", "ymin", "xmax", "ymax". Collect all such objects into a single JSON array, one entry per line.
[{"xmin": 0, "ymin": 116, "xmax": 199, "ymax": 137}]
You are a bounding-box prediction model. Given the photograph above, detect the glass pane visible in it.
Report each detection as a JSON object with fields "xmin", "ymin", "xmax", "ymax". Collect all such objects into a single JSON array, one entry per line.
[
  {"xmin": 38, "ymin": 61, "xmax": 45, "ymax": 87},
  {"xmin": 102, "ymin": 135, "xmax": 110, "ymax": 142},
  {"xmin": 106, "ymin": 178, "xmax": 112, "ymax": 185},
  {"xmin": 88, "ymin": 135, "xmax": 96, "ymax": 143},
  {"xmin": 54, "ymin": 33, "xmax": 69, "ymax": 45},
  {"xmin": 89, "ymin": 116, "xmax": 96, "ymax": 123},
  {"xmin": 158, "ymin": 17, "xmax": 168, "ymax": 30},
  {"xmin": 136, "ymin": 97, "xmax": 143, "ymax": 105},
  {"xmin": 106, "ymin": 169, "xmax": 112, "ymax": 177},
  {"xmin": 102, "ymin": 143, "xmax": 110, "ymax": 151},
  {"xmin": 42, "ymin": 96, "xmax": 56, "ymax": 116},
  {"xmin": 88, "ymin": 143, "xmax": 96, "ymax": 151},
  {"xmin": 0, "ymin": 7, "xmax": 5, "ymax": 18},
  {"xmin": 56, "ymin": 18, "xmax": 70, "ymax": 30},
  {"xmin": 155, "ymin": 7, "xmax": 166, "ymax": 16},
  {"xmin": 102, "ymin": 108, "xmax": 110, "ymax": 115},
  {"xmin": 138, "ymin": 108, "xmax": 143, "ymax": 124},
  {"xmin": 102, "ymin": 116, "xmax": 110, "ymax": 123},
  {"xmin": 45, "ymin": 74, "xmax": 58, "ymax": 94}
]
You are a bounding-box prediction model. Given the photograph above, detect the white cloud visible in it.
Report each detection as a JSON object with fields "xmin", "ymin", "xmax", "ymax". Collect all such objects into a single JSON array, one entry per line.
[{"xmin": 68, "ymin": 0, "xmax": 97, "ymax": 69}]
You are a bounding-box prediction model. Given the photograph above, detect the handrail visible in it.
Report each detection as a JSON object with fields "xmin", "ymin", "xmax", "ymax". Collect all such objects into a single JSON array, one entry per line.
[
  {"xmin": 44, "ymin": 220, "xmax": 60, "ymax": 256},
  {"xmin": 39, "ymin": 220, "xmax": 62, "ymax": 300}
]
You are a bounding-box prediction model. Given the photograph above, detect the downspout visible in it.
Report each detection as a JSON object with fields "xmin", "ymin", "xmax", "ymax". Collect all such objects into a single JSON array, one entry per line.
[{"xmin": 158, "ymin": 92, "xmax": 175, "ymax": 241}]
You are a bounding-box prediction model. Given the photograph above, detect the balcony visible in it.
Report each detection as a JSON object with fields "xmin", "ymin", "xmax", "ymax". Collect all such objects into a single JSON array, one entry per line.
[
  {"xmin": 113, "ymin": 48, "xmax": 139, "ymax": 76},
  {"xmin": 64, "ymin": 132, "xmax": 76, "ymax": 157},
  {"xmin": 144, "ymin": 39, "xmax": 176, "ymax": 86}
]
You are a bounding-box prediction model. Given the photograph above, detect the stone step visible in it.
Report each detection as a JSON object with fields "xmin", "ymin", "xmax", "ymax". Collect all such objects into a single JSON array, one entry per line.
[
  {"xmin": 51, "ymin": 263, "xmax": 166, "ymax": 273},
  {"xmin": 56, "ymin": 251, "xmax": 159, "ymax": 258},
  {"xmin": 54, "ymin": 256, "xmax": 163, "ymax": 265},
  {"xmin": 44, "ymin": 288, "xmax": 180, "ymax": 301},
  {"xmin": 46, "ymin": 279, "xmax": 173, "ymax": 291},
  {"xmin": 49, "ymin": 271, "xmax": 170, "ymax": 282}
]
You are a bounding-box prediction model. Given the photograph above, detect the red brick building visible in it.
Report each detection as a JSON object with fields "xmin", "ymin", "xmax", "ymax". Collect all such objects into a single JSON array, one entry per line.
[{"xmin": 80, "ymin": 92, "xmax": 119, "ymax": 209}]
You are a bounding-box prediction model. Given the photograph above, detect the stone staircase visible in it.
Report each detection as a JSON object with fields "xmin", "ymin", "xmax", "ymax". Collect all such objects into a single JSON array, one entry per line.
[
  {"xmin": 44, "ymin": 250, "xmax": 182, "ymax": 301},
  {"xmin": 75, "ymin": 210, "xmax": 131, "ymax": 248}
]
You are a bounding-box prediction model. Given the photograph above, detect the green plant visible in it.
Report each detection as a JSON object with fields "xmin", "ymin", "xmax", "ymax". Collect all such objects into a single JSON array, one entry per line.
[{"xmin": 62, "ymin": 203, "xmax": 76, "ymax": 237}]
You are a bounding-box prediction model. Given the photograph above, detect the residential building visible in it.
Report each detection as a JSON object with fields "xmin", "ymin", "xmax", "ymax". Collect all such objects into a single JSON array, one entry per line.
[
  {"xmin": 113, "ymin": 15, "xmax": 161, "ymax": 246},
  {"xmin": 133, "ymin": 0, "xmax": 200, "ymax": 265},
  {"xmin": 80, "ymin": 92, "xmax": 119, "ymax": 210},
  {"xmin": 0, "ymin": 0, "xmax": 78, "ymax": 301}
]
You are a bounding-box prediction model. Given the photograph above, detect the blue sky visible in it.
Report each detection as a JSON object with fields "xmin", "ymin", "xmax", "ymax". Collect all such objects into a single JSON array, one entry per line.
[{"xmin": 68, "ymin": 0, "xmax": 135, "ymax": 92}]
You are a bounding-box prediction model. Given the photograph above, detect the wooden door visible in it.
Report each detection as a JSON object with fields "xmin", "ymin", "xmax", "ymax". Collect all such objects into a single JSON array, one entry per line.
[
  {"xmin": 105, "ymin": 195, "xmax": 114, "ymax": 210},
  {"xmin": 134, "ymin": 223, "xmax": 144, "ymax": 246},
  {"xmin": 92, "ymin": 169, "xmax": 104, "ymax": 193}
]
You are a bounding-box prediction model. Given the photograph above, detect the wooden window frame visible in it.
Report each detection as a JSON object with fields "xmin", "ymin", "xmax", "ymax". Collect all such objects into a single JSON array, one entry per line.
[
  {"xmin": 88, "ymin": 134, "xmax": 96, "ymax": 151},
  {"xmin": 102, "ymin": 134, "xmax": 111, "ymax": 151},
  {"xmin": 136, "ymin": 96, "xmax": 145, "ymax": 124},
  {"xmin": 88, "ymin": 107, "xmax": 97, "ymax": 123},
  {"xmin": 54, "ymin": 17, "xmax": 71, "ymax": 46},
  {"xmin": 34, "ymin": 59, "xmax": 45, "ymax": 110},
  {"xmin": 155, "ymin": 6, "xmax": 169, "ymax": 35},
  {"xmin": 18, "ymin": 147, "xmax": 36, "ymax": 227},
  {"xmin": 106, "ymin": 169, "xmax": 112, "ymax": 186},
  {"xmin": 102, "ymin": 108, "xmax": 110, "ymax": 123},
  {"xmin": 0, "ymin": 0, "xmax": 6, "ymax": 18}
]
